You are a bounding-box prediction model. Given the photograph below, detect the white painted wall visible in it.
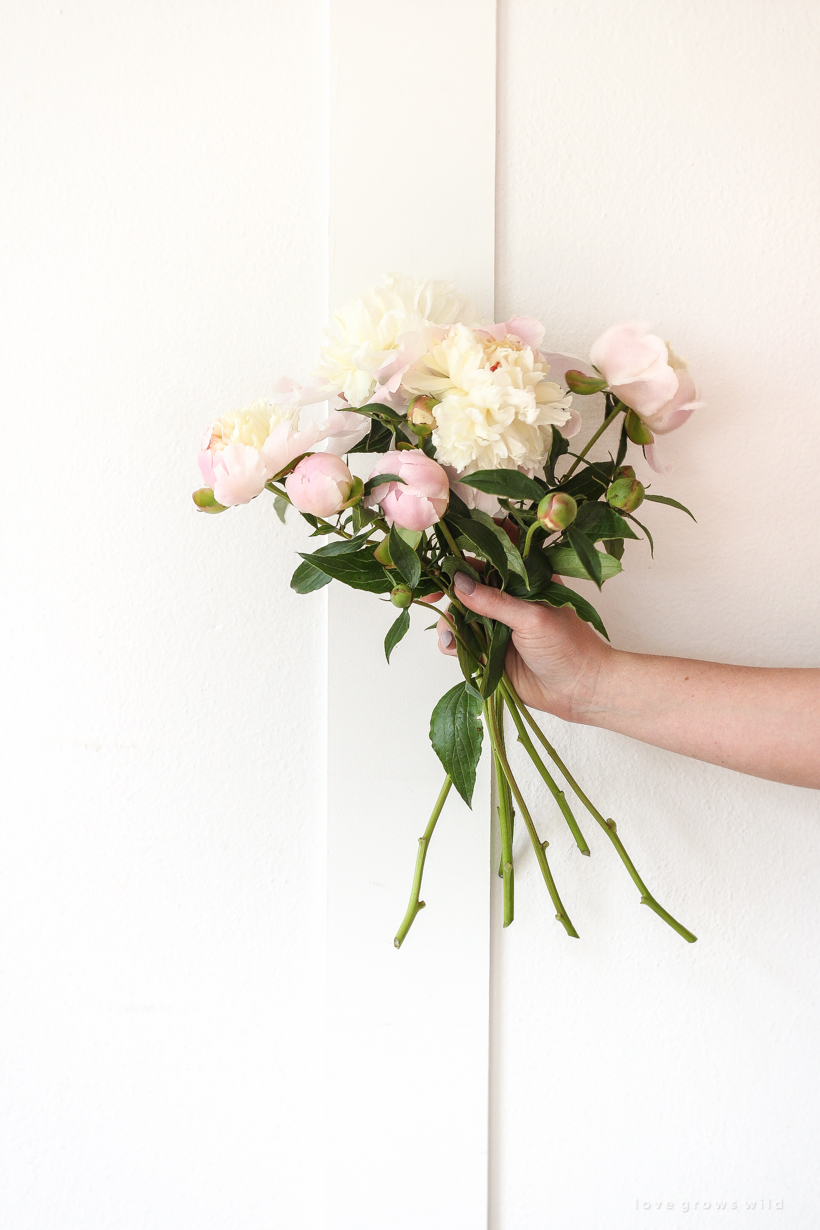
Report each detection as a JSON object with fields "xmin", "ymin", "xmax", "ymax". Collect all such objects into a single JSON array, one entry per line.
[
  {"xmin": 4, "ymin": 2, "xmax": 820, "ymax": 1227},
  {"xmin": 492, "ymin": 2, "xmax": 820, "ymax": 1227},
  {"xmin": 1, "ymin": 4, "xmax": 328, "ymax": 1227}
]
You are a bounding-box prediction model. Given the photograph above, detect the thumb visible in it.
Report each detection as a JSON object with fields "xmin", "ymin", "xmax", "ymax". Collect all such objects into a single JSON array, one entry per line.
[{"xmin": 453, "ymin": 571, "xmax": 540, "ymax": 634}]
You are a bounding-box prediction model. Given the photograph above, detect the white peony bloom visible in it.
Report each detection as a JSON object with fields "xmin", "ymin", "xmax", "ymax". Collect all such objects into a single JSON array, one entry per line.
[
  {"xmin": 401, "ymin": 324, "xmax": 575, "ymax": 475},
  {"xmin": 312, "ymin": 272, "xmax": 477, "ymax": 408}
]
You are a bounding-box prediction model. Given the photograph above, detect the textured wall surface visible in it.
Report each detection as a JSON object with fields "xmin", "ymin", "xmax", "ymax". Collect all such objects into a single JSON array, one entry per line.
[
  {"xmin": 0, "ymin": 4, "xmax": 328, "ymax": 1227},
  {"xmin": 492, "ymin": 2, "xmax": 820, "ymax": 1227}
]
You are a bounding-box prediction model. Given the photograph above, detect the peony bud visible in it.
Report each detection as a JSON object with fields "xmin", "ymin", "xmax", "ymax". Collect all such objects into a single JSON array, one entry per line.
[
  {"xmin": 565, "ymin": 370, "xmax": 608, "ymax": 396},
  {"xmin": 374, "ymin": 538, "xmax": 394, "ymax": 568},
  {"xmin": 193, "ymin": 488, "xmax": 228, "ymax": 513},
  {"xmin": 390, "ymin": 584, "xmax": 413, "ymax": 609},
  {"xmin": 607, "ymin": 475, "xmax": 645, "ymax": 512},
  {"xmin": 407, "ymin": 395, "xmax": 438, "ymax": 428},
  {"xmin": 624, "ymin": 408, "xmax": 655, "ymax": 445},
  {"xmin": 615, "ymin": 465, "xmax": 636, "ymax": 480},
  {"xmin": 537, "ymin": 492, "xmax": 578, "ymax": 533},
  {"xmin": 285, "ymin": 453, "xmax": 353, "ymax": 518}
]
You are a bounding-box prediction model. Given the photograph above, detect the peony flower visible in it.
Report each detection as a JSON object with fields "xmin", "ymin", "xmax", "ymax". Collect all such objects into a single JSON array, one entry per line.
[
  {"xmin": 641, "ymin": 348, "xmax": 703, "ymax": 436},
  {"xmin": 589, "ymin": 322, "xmax": 680, "ymax": 419},
  {"xmin": 400, "ymin": 323, "xmax": 575, "ymax": 475},
  {"xmin": 197, "ymin": 397, "xmax": 366, "ymax": 508},
  {"xmin": 312, "ymin": 273, "xmax": 477, "ymax": 408},
  {"xmin": 365, "ymin": 450, "xmax": 450, "ymax": 531},
  {"xmin": 285, "ymin": 453, "xmax": 353, "ymax": 518}
]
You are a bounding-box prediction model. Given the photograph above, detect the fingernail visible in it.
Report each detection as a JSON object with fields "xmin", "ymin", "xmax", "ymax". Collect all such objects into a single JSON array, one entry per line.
[
  {"xmin": 454, "ymin": 571, "xmax": 476, "ymax": 595},
  {"xmin": 440, "ymin": 628, "xmax": 454, "ymax": 649}
]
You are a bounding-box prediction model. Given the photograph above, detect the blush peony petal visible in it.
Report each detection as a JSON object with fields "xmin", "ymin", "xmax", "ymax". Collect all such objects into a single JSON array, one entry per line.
[{"xmin": 211, "ymin": 443, "xmax": 269, "ymax": 506}]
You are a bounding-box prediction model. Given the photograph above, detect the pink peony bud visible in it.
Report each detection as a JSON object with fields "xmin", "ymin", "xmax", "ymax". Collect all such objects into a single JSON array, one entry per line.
[
  {"xmin": 364, "ymin": 450, "xmax": 449, "ymax": 531},
  {"xmin": 590, "ymin": 322, "xmax": 679, "ymax": 418},
  {"xmin": 537, "ymin": 492, "xmax": 578, "ymax": 532},
  {"xmin": 607, "ymin": 475, "xmax": 645, "ymax": 512},
  {"xmin": 624, "ymin": 409, "xmax": 655, "ymax": 445},
  {"xmin": 285, "ymin": 453, "xmax": 353, "ymax": 518},
  {"xmin": 565, "ymin": 370, "xmax": 608, "ymax": 396},
  {"xmin": 407, "ymin": 395, "xmax": 437, "ymax": 428},
  {"xmin": 390, "ymin": 584, "xmax": 414, "ymax": 608}
]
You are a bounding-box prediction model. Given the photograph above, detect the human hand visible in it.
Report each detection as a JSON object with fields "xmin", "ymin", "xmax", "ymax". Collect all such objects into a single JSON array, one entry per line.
[{"xmin": 436, "ymin": 572, "xmax": 613, "ymax": 723}]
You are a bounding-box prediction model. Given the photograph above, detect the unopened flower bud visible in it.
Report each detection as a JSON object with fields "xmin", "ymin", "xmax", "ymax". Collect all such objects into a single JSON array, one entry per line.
[
  {"xmin": 606, "ymin": 476, "xmax": 645, "ymax": 512},
  {"xmin": 624, "ymin": 408, "xmax": 654, "ymax": 445},
  {"xmin": 390, "ymin": 584, "xmax": 413, "ymax": 609},
  {"xmin": 565, "ymin": 370, "xmax": 608, "ymax": 396},
  {"xmin": 193, "ymin": 487, "xmax": 228, "ymax": 513},
  {"xmin": 615, "ymin": 465, "xmax": 636, "ymax": 480},
  {"xmin": 537, "ymin": 492, "xmax": 577, "ymax": 533},
  {"xmin": 407, "ymin": 395, "xmax": 437, "ymax": 428},
  {"xmin": 374, "ymin": 538, "xmax": 394, "ymax": 568}
]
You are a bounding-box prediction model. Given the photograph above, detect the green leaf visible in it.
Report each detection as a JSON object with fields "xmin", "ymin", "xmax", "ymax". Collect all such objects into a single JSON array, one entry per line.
[
  {"xmin": 429, "ymin": 682, "xmax": 484, "ymax": 807},
  {"xmin": 351, "ymin": 502, "xmax": 378, "ymax": 533},
  {"xmin": 363, "ymin": 473, "xmax": 405, "ymax": 496},
  {"xmin": 458, "ymin": 469, "xmax": 545, "ymax": 503},
  {"xmin": 349, "ymin": 419, "xmax": 394, "ymax": 454},
  {"xmin": 307, "ymin": 531, "xmax": 374, "ymax": 558},
  {"xmin": 538, "ymin": 582, "xmax": 609, "ymax": 640},
  {"xmin": 384, "ymin": 608, "xmax": 411, "ymax": 663},
  {"xmin": 439, "ymin": 555, "xmax": 482, "ymax": 585},
  {"xmin": 480, "ymin": 620, "xmax": 512, "ymax": 699},
  {"xmin": 576, "ymin": 503, "xmax": 639, "ymax": 541},
  {"xmin": 273, "ymin": 496, "xmax": 288, "ymax": 524},
  {"xmin": 643, "ymin": 493, "xmax": 697, "ymax": 521},
  {"xmin": 567, "ymin": 525, "xmax": 603, "ymax": 588},
  {"xmin": 546, "ymin": 544, "xmax": 622, "ymax": 584},
  {"xmin": 604, "ymin": 538, "xmax": 625, "ymax": 561},
  {"xmin": 628, "ymin": 513, "xmax": 654, "ymax": 558},
  {"xmin": 389, "ymin": 525, "xmax": 421, "ymax": 588},
  {"xmin": 615, "ymin": 418, "xmax": 629, "ymax": 468},
  {"xmin": 290, "ymin": 559, "xmax": 333, "ymax": 594},
  {"xmin": 449, "ymin": 605, "xmax": 482, "ymax": 682},
  {"xmin": 468, "ymin": 509, "xmax": 529, "ymax": 586},
  {"xmin": 448, "ymin": 515, "xmax": 509, "ymax": 584},
  {"xmin": 298, "ymin": 547, "xmax": 393, "ymax": 593},
  {"xmin": 544, "ymin": 429, "xmax": 570, "ymax": 485},
  {"xmin": 353, "ymin": 402, "xmax": 406, "ymax": 422}
]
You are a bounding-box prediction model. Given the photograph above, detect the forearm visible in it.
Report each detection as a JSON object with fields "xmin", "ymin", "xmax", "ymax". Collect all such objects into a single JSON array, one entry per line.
[{"xmin": 579, "ymin": 651, "xmax": 820, "ymax": 789}]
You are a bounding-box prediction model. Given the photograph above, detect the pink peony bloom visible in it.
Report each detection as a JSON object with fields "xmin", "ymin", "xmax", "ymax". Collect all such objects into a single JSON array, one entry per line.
[
  {"xmin": 285, "ymin": 453, "xmax": 353, "ymax": 518},
  {"xmin": 365, "ymin": 450, "xmax": 449, "ymax": 531},
  {"xmin": 590, "ymin": 322, "xmax": 679, "ymax": 418},
  {"xmin": 206, "ymin": 441, "xmax": 270, "ymax": 507}
]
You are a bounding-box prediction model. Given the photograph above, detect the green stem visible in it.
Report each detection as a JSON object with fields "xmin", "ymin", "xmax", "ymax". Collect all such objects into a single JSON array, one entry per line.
[
  {"xmin": 394, "ymin": 776, "xmax": 453, "ymax": 949},
  {"xmin": 500, "ymin": 682, "xmax": 589, "ymax": 856},
  {"xmin": 501, "ymin": 674, "xmax": 697, "ymax": 943},
  {"xmin": 522, "ymin": 520, "xmax": 541, "ymax": 560},
  {"xmin": 486, "ymin": 699, "xmax": 578, "ymax": 938},
  {"xmin": 489, "ymin": 691, "xmax": 514, "ymax": 926},
  {"xmin": 412, "ymin": 600, "xmax": 483, "ymax": 670},
  {"xmin": 266, "ymin": 482, "xmax": 355, "ymax": 539},
  {"xmin": 438, "ymin": 519, "xmax": 464, "ymax": 560},
  {"xmin": 563, "ymin": 403, "xmax": 624, "ymax": 479}
]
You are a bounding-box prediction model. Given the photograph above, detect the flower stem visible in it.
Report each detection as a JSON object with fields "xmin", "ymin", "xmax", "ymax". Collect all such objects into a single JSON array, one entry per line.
[
  {"xmin": 438, "ymin": 519, "xmax": 464, "ymax": 560},
  {"xmin": 486, "ymin": 698, "xmax": 578, "ymax": 938},
  {"xmin": 500, "ymin": 682, "xmax": 589, "ymax": 856},
  {"xmin": 394, "ymin": 775, "xmax": 453, "ymax": 949},
  {"xmin": 522, "ymin": 520, "xmax": 541, "ymax": 560},
  {"xmin": 489, "ymin": 691, "xmax": 514, "ymax": 926},
  {"xmin": 501, "ymin": 675, "xmax": 697, "ymax": 943},
  {"xmin": 563, "ymin": 402, "xmax": 624, "ymax": 479}
]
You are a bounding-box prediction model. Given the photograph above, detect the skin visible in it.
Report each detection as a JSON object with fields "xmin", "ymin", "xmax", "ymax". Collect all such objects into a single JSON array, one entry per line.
[{"xmin": 436, "ymin": 573, "xmax": 820, "ymax": 790}]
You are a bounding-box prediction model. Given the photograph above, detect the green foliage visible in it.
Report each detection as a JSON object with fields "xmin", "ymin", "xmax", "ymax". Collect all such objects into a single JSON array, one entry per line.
[
  {"xmin": 458, "ymin": 469, "xmax": 544, "ymax": 503},
  {"xmin": 544, "ymin": 429, "xmax": 570, "ymax": 485},
  {"xmin": 384, "ymin": 608, "xmax": 411, "ymax": 662},
  {"xmin": 363, "ymin": 472, "xmax": 405, "ymax": 496},
  {"xmin": 389, "ymin": 525, "xmax": 421, "ymax": 588},
  {"xmin": 566, "ymin": 525, "xmax": 604, "ymax": 588},
  {"xmin": 643, "ymin": 493, "xmax": 697, "ymax": 521},
  {"xmin": 429, "ymin": 682, "xmax": 484, "ymax": 807},
  {"xmin": 290, "ymin": 560, "xmax": 332, "ymax": 594},
  {"xmin": 298, "ymin": 542, "xmax": 393, "ymax": 593},
  {"xmin": 349, "ymin": 419, "xmax": 395, "ymax": 453},
  {"xmin": 480, "ymin": 620, "xmax": 512, "ymax": 699},
  {"xmin": 448, "ymin": 515, "xmax": 509, "ymax": 584},
  {"xmin": 546, "ymin": 543, "xmax": 622, "ymax": 584},
  {"xmin": 574, "ymin": 502, "xmax": 639, "ymax": 541},
  {"xmin": 537, "ymin": 582, "xmax": 609, "ymax": 640},
  {"xmin": 273, "ymin": 496, "xmax": 289, "ymax": 523},
  {"xmin": 468, "ymin": 509, "xmax": 529, "ymax": 585}
]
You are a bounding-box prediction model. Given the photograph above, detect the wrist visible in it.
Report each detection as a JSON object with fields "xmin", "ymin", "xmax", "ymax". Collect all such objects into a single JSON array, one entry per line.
[{"xmin": 567, "ymin": 644, "xmax": 625, "ymax": 726}]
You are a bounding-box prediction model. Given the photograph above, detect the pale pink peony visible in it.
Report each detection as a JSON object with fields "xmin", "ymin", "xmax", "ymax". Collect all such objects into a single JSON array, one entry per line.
[
  {"xmin": 590, "ymin": 322, "xmax": 679, "ymax": 418},
  {"xmin": 365, "ymin": 450, "xmax": 449, "ymax": 531},
  {"xmin": 285, "ymin": 453, "xmax": 353, "ymax": 518}
]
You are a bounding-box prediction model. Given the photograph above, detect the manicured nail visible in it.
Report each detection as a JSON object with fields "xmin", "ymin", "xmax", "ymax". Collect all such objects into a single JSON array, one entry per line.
[
  {"xmin": 454, "ymin": 571, "xmax": 476, "ymax": 595},
  {"xmin": 440, "ymin": 628, "xmax": 454, "ymax": 649}
]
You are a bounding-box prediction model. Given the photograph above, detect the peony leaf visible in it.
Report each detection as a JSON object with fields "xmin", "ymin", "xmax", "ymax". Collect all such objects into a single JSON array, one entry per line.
[
  {"xmin": 468, "ymin": 509, "xmax": 529, "ymax": 586},
  {"xmin": 537, "ymin": 582, "xmax": 609, "ymax": 640},
  {"xmin": 567, "ymin": 526, "xmax": 603, "ymax": 588},
  {"xmin": 384, "ymin": 608, "xmax": 411, "ymax": 663},
  {"xmin": 429, "ymin": 682, "xmax": 484, "ymax": 807},
  {"xmin": 290, "ymin": 559, "xmax": 333, "ymax": 595},
  {"xmin": 363, "ymin": 473, "xmax": 406, "ymax": 496},
  {"xmin": 643, "ymin": 493, "xmax": 697, "ymax": 521},
  {"xmin": 480, "ymin": 620, "xmax": 512, "ymax": 700},
  {"xmin": 575, "ymin": 503, "xmax": 639, "ymax": 541},
  {"xmin": 546, "ymin": 544, "xmax": 622, "ymax": 585},
  {"xmin": 273, "ymin": 496, "xmax": 289, "ymax": 524},
  {"xmin": 298, "ymin": 547, "xmax": 393, "ymax": 593},
  {"xmin": 448, "ymin": 516, "xmax": 509, "ymax": 585},
  {"xmin": 458, "ymin": 469, "xmax": 545, "ymax": 503},
  {"xmin": 348, "ymin": 419, "xmax": 395, "ymax": 454},
  {"xmin": 389, "ymin": 526, "xmax": 421, "ymax": 588}
]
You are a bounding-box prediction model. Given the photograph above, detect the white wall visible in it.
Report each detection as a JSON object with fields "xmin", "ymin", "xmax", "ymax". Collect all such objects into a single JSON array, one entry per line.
[
  {"xmin": 1, "ymin": 4, "xmax": 328, "ymax": 1227},
  {"xmin": 3, "ymin": 3, "xmax": 820, "ymax": 1228},
  {"xmin": 492, "ymin": 2, "xmax": 820, "ymax": 1227}
]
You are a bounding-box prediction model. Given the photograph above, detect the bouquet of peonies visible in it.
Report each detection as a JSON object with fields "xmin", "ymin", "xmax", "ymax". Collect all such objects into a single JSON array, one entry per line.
[{"xmin": 194, "ymin": 274, "xmax": 703, "ymax": 946}]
